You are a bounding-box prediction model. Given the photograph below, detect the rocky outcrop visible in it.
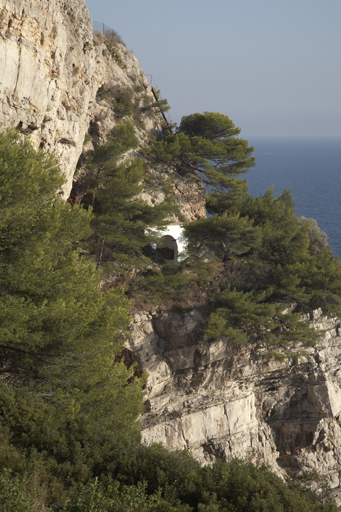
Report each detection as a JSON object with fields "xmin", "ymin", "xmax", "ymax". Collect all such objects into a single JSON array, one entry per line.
[
  {"xmin": 4, "ymin": 0, "xmax": 341, "ymax": 503},
  {"xmin": 0, "ymin": 0, "xmax": 98, "ymax": 196},
  {"xmin": 0, "ymin": 0, "xmax": 158, "ymax": 196},
  {"xmin": 138, "ymin": 164, "xmax": 206, "ymax": 222},
  {"xmin": 127, "ymin": 308, "xmax": 341, "ymax": 503},
  {"xmin": 0, "ymin": 0, "xmax": 206, "ymax": 219}
]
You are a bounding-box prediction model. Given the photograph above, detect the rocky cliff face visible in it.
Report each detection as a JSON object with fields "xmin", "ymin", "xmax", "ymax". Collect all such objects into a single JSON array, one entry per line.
[
  {"xmin": 0, "ymin": 0, "xmax": 205, "ymax": 219},
  {"xmin": 128, "ymin": 308, "xmax": 341, "ymax": 503},
  {"xmin": 1, "ymin": 0, "xmax": 341, "ymax": 504},
  {"xmin": 0, "ymin": 0, "xmax": 97, "ymax": 196}
]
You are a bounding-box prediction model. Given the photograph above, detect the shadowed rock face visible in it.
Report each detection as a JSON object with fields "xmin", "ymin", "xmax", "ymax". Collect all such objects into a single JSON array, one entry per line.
[{"xmin": 128, "ymin": 308, "xmax": 341, "ymax": 503}]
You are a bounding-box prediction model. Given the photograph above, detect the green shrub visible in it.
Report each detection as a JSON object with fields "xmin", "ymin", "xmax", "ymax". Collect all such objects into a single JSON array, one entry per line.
[
  {"xmin": 113, "ymin": 88, "xmax": 135, "ymax": 118},
  {"xmin": 83, "ymin": 133, "xmax": 92, "ymax": 145},
  {"xmin": 104, "ymin": 38, "xmax": 126, "ymax": 68},
  {"xmin": 0, "ymin": 469, "xmax": 43, "ymax": 512}
]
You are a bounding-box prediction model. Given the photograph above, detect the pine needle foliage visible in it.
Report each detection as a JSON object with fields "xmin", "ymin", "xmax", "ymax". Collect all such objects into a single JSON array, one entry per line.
[
  {"xmin": 85, "ymin": 120, "xmax": 177, "ymax": 267},
  {"xmin": 186, "ymin": 186, "xmax": 341, "ymax": 349},
  {"xmin": 145, "ymin": 111, "xmax": 255, "ymax": 187},
  {"xmin": 0, "ymin": 128, "xmax": 144, "ymax": 431}
]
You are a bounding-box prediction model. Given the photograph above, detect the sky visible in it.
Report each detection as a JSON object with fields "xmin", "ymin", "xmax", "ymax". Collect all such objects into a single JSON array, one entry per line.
[{"xmin": 84, "ymin": 0, "xmax": 341, "ymax": 138}]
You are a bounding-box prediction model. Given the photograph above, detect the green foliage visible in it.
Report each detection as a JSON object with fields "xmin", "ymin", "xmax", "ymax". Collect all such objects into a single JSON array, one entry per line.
[
  {"xmin": 110, "ymin": 86, "xmax": 169, "ymax": 128},
  {"xmin": 141, "ymin": 88, "xmax": 171, "ymax": 117},
  {"xmin": 240, "ymin": 188, "xmax": 309, "ymax": 265},
  {"xmin": 73, "ymin": 444, "xmax": 340, "ymax": 512},
  {"xmin": 153, "ymin": 89, "xmax": 171, "ymax": 114},
  {"xmin": 145, "ymin": 112, "xmax": 255, "ymax": 186},
  {"xmin": 0, "ymin": 128, "xmax": 144, "ymax": 432},
  {"xmin": 185, "ymin": 184, "xmax": 341, "ymax": 349},
  {"xmin": 83, "ymin": 133, "xmax": 92, "ymax": 145},
  {"xmin": 237, "ymin": 189, "xmax": 341, "ymax": 312},
  {"xmin": 0, "ymin": 381, "xmax": 144, "ymax": 505},
  {"xmin": 134, "ymin": 84, "xmax": 145, "ymax": 94},
  {"xmin": 62, "ymin": 480, "xmax": 165, "ymax": 512},
  {"xmin": 131, "ymin": 264, "xmax": 191, "ymax": 305},
  {"xmin": 112, "ymin": 88, "xmax": 135, "ymax": 118},
  {"xmin": 197, "ymin": 459, "xmax": 340, "ymax": 512},
  {"xmin": 144, "ymin": 111, "xmax": 337, "ymax": 349},
  {"xmin": 299, "ymin": 216, "xmax": 329, "ymax": 256},
  {"xmin": 93, "ymin": 119, "xmax": 139, "ymax": 165},
  {"xmin": 96, "ymin": 84, "xmax": 106, "ymax": 100},
  {"xmin": 185, "ymin": 211, "xmax": 260, "ymax": 258},
  {"xmin": 104, "ymin": 37, "xmax": 126, "ymax": 68},
  {"xmin": 206, "ymin": 287, "xmax": 317, "ymax": 347},
  {"xmin": 206, "ymin": 286, "xmax": 277, "ymax": 344},
  {"xmin": 129, "ymin": 256, "xmax": 221, "ymax": 309},
  {"xmin": 0, "ymin": 469, "xmax": 43, "ymax": 512},
  {"xmin": 0, "ymin": 379, "xmax": 339, "ymax": 510},
  {"xmin": 107, "ymin": 442, "xmax": 202, "ymax": 504},
  {"xmin": 179, "ymin": 111, "xmax": 240, "ymax": 139},
  {"xmin": 85, "ymin": 120, "xmax": 176, "ymax": 267},
  {"xmin": 206, "ymin": 178, "xmax": 249, "ymax": 214},
  {"xmin": 1, "ymin": 111, "xmax": 341, "ymax": 512}
]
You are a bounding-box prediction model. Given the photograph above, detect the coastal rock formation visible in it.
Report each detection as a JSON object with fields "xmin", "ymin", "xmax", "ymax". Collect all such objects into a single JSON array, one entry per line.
[
  {"xmin": 0, "ymin": 0, "xmax": 97, "ymax": 196},
  {"xmin": 127, "ymin": 308, "xmax": 341, "ymax": 503},
  {"xmin": 1, "ymin": 0, "xmax": 341, "ymax": 505},
  {"xmin": 0, "ymin": 0, "xmax": 205, "ymax": 218}
]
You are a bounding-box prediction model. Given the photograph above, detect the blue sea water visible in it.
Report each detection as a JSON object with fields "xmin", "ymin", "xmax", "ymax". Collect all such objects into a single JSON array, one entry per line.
[{"xmin": 244, "ymin": 137, "xmax": 341, "ymax": 258}]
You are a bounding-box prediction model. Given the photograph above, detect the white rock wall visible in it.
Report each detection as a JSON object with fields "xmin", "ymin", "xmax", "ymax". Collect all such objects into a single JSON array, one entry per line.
[
  {"xmin": 0, "ymin": 0, "xmax": 206, "ymax": 219},
  {"xmin": 0, "ymin": 0, "xmax": 99, "ymax": 196},
  {"xmin": 128, "ymin": 309, "xmax": 341, "ymax": 501}
]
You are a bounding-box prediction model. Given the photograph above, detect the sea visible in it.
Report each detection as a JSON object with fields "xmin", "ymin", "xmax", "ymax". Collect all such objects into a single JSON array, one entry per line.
[{"xmin": 244, "ymin": 137, "xmax": 341, "ymax": 258}]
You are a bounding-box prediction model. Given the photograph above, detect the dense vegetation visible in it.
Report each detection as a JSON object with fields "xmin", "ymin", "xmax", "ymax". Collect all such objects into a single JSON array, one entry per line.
[
  {"xmin": 144, "ymin": 112, "xmax": 341, "ymax": 353},
  {"xmin": 0, "ymin": 114, "xmax": 341, "ymax": 511}
]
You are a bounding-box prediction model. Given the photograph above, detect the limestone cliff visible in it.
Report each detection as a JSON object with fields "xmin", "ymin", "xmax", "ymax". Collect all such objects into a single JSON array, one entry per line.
[
  {"xmin": 0, "ymin": 0, "xmax": 97, "ymax": 196},
  {"xmin": 128, "ymin": 308, "xmax": 341, "ymax": 504},
  {"xmin": 1, "ymin": 0, "xmax": 341, "ymax": 505},
  {"xmin": 0, "ymin": 0, "xmax": 205, "ymax": 219}
]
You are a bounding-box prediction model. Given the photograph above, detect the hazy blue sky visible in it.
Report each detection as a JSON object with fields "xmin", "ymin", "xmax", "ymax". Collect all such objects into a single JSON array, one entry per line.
[{"xmin": 85, "ymin": 0, "xmax": 340, "ymax": 138}]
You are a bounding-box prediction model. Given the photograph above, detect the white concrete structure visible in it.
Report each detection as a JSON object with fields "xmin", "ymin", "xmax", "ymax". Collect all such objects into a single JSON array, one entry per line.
[{"xmin": 152, "ymin": 224, "xmax": 187, "ymax": 264}]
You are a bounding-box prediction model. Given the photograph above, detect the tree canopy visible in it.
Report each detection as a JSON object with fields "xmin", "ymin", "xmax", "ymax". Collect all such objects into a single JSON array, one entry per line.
[
  {"xmin": 185, "ymin": 185, "xmax": 341, "ymax": 349},
  {"xmin": 0, "ymin": 116, "xmax": 340, "ymax": 510},
  {"xmin": 145, "ymin": 111, "xmax": 255, "ymax": 189},
  {"xmin": 80, "ymin": 120, "xmax": 176, "ymax": 267},
  {"xmin": 0, "ymin": 128, "xmax": 144, "ymax": 433}
]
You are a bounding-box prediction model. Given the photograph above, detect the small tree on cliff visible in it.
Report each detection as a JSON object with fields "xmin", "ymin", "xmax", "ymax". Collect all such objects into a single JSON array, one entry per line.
[
  {"xmin": 145, "ymin": 111, "xmax": 255, "ymax": 193},
  {"xmin": 85, "ymin": 120, "xmax": 176, "ymax": 266}
]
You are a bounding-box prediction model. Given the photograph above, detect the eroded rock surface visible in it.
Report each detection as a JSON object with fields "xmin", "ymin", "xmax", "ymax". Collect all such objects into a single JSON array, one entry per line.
[
  {"xmin": 127, "ymin": 308, "xmax": 341, "ymax": 502},
  {"xmin": 0, "ymin": 0, "xmax": 98, "ymax": 195},
  {"xmin": 0, "ymin": 0, "xmax": 206, "ymax": 220}
]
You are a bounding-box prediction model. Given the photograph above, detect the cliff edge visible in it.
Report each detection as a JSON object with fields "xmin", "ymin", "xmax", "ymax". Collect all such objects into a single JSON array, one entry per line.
[
  {"xmin": 128, "ymin": 308, "xmax": 341, "ymax": 503},
  {"xmin": 1, "ymin": 0, "xmax": 340, "ymax": 505}
]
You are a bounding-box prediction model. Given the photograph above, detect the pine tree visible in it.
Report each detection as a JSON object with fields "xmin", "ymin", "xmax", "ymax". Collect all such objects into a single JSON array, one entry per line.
[
  {"xmin": 85, "ymin": 120, "xmax": 176, "ymax": 267},
  {"xmin": 145, "ymin": 111, "xmax": 255, "ymax": 188},
  {"xmin": 0, "ymin": 128, "xmax": 144, "ymax": 433}
]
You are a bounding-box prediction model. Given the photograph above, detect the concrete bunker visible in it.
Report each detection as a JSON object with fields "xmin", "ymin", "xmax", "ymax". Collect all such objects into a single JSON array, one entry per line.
[{"xmin": 151, "ymin": 224, "xmax": 187, "ymax": 264}]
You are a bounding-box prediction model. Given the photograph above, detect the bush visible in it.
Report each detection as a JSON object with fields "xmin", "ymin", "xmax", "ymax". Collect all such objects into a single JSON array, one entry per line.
[
  {"xmin": 0, "ymin": 469, "xmax": 43, "ymax": 512},
  {"xmin": 105, "ymin": 28, "xmax": 125, "ymax": 47},
  {"xmin": 113, "ymin": 88, "xmax": 135, "ymax": 118},
  {"xmin": 298, "ymin": 216, "xmax": 328, "ymax": 256}
]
